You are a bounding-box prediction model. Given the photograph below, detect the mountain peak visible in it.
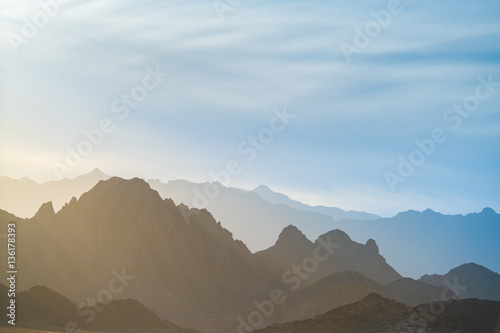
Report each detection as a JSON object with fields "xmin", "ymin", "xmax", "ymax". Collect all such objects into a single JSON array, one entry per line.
[
  {"xmin": 365, "ymin": 238, "xmax": 379, "ymax": 253},
  {"xmin": 90, "ymin": 167, "xmax": 105, "ymax": 174},
  {"xmin": 276, "ymin": 225, "xmax": 311, "ymax": 247},
  {"xmin": 481, "ymin": 207, "xmax": 497, "ymax": 216},
  {"xmin": 75, "ymin": 167, "xmax": 108, "ymax": 180},
  {"xmin": 320, "ymin": 229, "xmax": 352, "ymax": 244},
  {"xmin": 33, "ymin": 201, "xmax": 55, "ymax": 220},
  {"xmin": 450, "ymin": 262, "xmax": 493, "ymax": 275},
  {"xmin": 254, "ymin": 184, "xmax": 272, "ymax": 192},
  {"xmin": 278, "ymin": 225, "xmax": 307, "ymax": 241}
]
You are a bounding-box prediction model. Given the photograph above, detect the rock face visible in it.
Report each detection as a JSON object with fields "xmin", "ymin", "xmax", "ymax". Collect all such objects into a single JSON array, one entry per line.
[{"xmin": 419, "ymin": 263, "xmax": 500, "ymax": 301}]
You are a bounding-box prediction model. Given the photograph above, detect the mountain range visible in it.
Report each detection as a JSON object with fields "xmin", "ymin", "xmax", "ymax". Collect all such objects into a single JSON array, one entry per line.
[
  {"xmin": 1, "ymin": 175, "xmax": 500, "ymax": 332},
  {"xmin": 253, "ymin": 293, "xmax": 500, "ymax": 333},
  {"xmin": 1, "ymin": 169, "xmax": 498, "ymax": 279}
]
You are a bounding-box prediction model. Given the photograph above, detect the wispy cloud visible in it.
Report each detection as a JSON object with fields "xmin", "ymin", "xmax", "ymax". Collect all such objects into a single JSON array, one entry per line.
[{"xmin": 1, "ymin": 0, "xmax": 499, "ymax": 214}]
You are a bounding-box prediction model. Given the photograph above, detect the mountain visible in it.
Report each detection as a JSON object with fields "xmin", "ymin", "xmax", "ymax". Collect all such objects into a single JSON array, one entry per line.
[
  {"xmin": 234, "ymin": 269, "xmax": 450, "ymax": 329},
  {"xmin": 419, "ymin": 263, "xmax": 500, "ymax": 301},
  {"xmin": 147, "ymin": 179, "xmax": 337, "ymax": 252},
  {"xmin": 385, "ymin": 277, "xmax": 443, "ymax": 306},
  {"xmin": 270, "ymin": 271, "xmax": 399, "ymax": 324},
  {"xmin": 253, "ymin": 184, "xmax": 379, "ymax": 221},
  {"xmin": 254, "ymin": 293, "xmax": 500, "ymax": 333},
  {"xmin": 253, "ymin": 293, "xmax": 408, "ymax": 333},
  {"xmin": 255, "ymin": 226, "xmax": 402, "ymax": 286},
  {"xmin": 0, "ymin": 167, "xmax": 109, "ymax": 218},
  {"xmin": 334, "ymin": 208, "xmax": 500, "ymax": 278},
  {"xmin": 3, "ymin": 170, "xmax": 496, "ymax": 281},
  {"xmin": 0, "ymin": 177, "xmax": 276, "ymax": 332},
  {"xmin": 275, "ymin": 271, "xmax": 455, "ymax": 323},
  {"xmin": 0, "ymin": 283, "xmax": 198, "ymax": 332}
]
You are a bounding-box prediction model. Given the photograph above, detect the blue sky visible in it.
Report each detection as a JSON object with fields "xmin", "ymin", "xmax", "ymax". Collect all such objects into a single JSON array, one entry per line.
[{"xmin": 0, "ymin": 0, "xmax": 499, "ymax": 216}]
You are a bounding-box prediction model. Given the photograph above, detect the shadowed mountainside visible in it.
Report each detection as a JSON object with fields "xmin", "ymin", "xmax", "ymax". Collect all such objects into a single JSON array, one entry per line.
[{"xmin": 253, "ymin": 293, "xmax": 500, "ymax": 333}]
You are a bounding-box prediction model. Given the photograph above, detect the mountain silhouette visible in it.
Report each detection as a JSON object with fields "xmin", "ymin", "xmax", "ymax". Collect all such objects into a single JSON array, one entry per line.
[
  {"xmin": 1, "ymin": 174, "xmax": 499, "ymax": 332},
  {"xmin": 255, "ymin": 226, "xmax": 401, "ymax": 286},
  {"xmin": 253, "ymin": 293, "xmax": 500, "ymax": 333},
  {"xmin": 0, "ymin": 283, "xmax": 198, "ymax": 332},
  {"xmin": 419, "ymin": 263, "xmax": 500, "ymax": 301}
]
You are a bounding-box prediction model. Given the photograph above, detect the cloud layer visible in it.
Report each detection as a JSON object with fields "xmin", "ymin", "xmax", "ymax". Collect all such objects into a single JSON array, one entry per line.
[{"xmin": 1, "ymin": 0, "xmax": 499, "ymax": 216}]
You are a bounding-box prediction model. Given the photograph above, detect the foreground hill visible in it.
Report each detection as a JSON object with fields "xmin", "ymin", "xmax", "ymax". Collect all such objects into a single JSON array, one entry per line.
[
  {"xmin": 254, "ymin": 293, "xmax": 408, "ymax": 333},
  {"xmin": 245, "ymin": 270, "xmax": 444, "ymax": 327},
  {"xmin": 0, "ymin": 283, "xmax": 197, "ymax": 332},
  {"xmin": 254, "ymin": 293, "xmax": 500, "ymax": 333}
]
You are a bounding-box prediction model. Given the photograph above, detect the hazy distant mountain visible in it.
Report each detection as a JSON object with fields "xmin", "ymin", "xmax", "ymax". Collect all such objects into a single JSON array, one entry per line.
[
  {"xmin": 335, "ymin": 208, "xmax": 500, "ymax": 278},
  {"xmin": 253, "ymin": 185, "xmax": 379, "ymax": 221},
  {"xmin": 254, "ymin": 293, "xmax": 500, "ymax": 333},
  {"xmin": 419, "ymin": 263, "xmax": 500, "ymax": 301},
  {"xmin": 148, "ymin": 179, "xmax": 337, "ymax": 252},
  {"xmin": 0, "ymin": 167, "xmax": 109, "ymax": 218},
  {"xmin": 255, "ymin": 225, "xmax": 401, "ymax": 286},
  {"xmin": 0, "ymin": 283, "xmax": 198, "ymax": 332}
]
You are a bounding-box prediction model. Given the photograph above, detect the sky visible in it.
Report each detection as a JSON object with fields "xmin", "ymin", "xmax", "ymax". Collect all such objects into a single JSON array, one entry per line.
[{"xmin": 0, "ymin": 0, "xmax": 499, "ymax": 217}]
